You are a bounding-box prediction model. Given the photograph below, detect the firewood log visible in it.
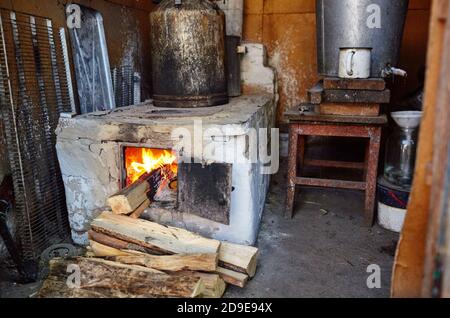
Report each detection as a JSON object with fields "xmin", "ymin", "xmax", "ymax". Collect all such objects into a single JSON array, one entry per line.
[
  {"xmin": 219, "ymin": 242, "xmax": 259, "ymax": 277},
  {"xmin": 89, "ymin": 240, "xmax": 133, "ymax": 258},
  {"xmin": 89, "ymin": 237, "xmax": 251, "ymax": 289},
  {"xmin": 91, "ymin": 213, "xmax": 259, "ymax": 277},
  {"xmin": 172, "ymin": 271, "xmax": 226, "ymax": 298},
  {"xmin": 38, "ymin": 257, "xmax": 204, "ymax": 298},
  {"xmin": 88, "ymin": 241, "xmax": 224, "ymax": 296},
  {"xmin": 91, "ymin": 212, "xmax": 221, "ymax": 255},
  {"xmin": 88, "ymin": 230, "xmax": 166, "ymax": 255},
  {"xmin": 216, "ymin": 267, "xmax": 249, "ymax": 288},
  {"xmin": 109, "ymin": 253, "xmax": 218, "ymax": 272},
  {"xmin": 107, "ymin": 166, "xmax": 170, "ymax": 215}
]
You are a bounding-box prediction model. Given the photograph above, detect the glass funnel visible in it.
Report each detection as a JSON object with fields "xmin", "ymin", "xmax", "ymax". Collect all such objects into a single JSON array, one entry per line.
[{"xmin": 384, "ymin": 111, "xmax": 423, "ymax": 189}]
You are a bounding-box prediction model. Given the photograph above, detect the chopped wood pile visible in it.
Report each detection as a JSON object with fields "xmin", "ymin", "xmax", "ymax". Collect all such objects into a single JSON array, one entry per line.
[{"xmin": 38, "ymin": 171, "xmax": 259, "ymax": 298}]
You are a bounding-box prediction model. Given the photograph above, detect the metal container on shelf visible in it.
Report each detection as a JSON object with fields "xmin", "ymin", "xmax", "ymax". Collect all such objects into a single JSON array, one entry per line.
[
  {"xmin": 150, "ymin": 0, "xmax": 228, "ymax": 108},
  {"xmin": 316, "ymin": 0, "xmax": 409, "ymax": 78}
]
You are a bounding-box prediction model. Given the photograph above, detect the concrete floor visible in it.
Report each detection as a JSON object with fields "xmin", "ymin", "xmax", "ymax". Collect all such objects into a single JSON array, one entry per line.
[
  {"xmin": 226, "ymin": 167, "xmax": 399, "ymax": 298},
  {"xmin": 0, "ymin": 161, "xmax": 399, "ymax": 298}
]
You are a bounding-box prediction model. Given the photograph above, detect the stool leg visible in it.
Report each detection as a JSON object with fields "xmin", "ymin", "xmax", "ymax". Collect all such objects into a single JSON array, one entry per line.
[
  {"xmin": 364, "ymin": 128, "xmax": 381, "ymax": 226},
  {"xmin": 298, "ymin": 136, "xmax": 306, "ymax": 174},
  {"xmin": 286, "ymin": 125, "xmax": 299, "ymax": 219}
]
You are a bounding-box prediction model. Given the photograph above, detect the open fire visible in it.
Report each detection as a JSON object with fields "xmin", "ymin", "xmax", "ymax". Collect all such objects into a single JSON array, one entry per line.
[{"xmin": 124, "ymin": 147, "xmax": 178, "ymax": 187}]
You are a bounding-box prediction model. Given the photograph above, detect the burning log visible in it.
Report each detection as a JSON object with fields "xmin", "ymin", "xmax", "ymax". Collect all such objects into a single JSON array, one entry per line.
[
  {"xmin": 107, "ymin": 166, "xmax": 173, "ymax": 215},
  {"xmin": 38, "ymin": 257, "xmax": 205, "ymax": 298},
  {"xmin": 129, "ymin": 199, "xmax": 150, "ymax": 219}
]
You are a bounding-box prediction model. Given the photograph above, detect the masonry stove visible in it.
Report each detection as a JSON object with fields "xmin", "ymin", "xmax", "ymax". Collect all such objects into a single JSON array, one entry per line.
[{"xmin": 55, "ymin": 43, "xmax": 277, "ymax": 246}]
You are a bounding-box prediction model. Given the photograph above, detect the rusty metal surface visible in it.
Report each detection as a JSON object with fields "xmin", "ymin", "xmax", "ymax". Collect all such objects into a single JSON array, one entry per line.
[
  {"xmin": 150, "ymin": 0, "xmax": 228, "ymax": 108},
  {"xmin": 295, "ymin": 177, "xmax": 367, "ymax": 191},
  {"xmin": 0, "ymin": 10, "xmax": 71, "ymax": 261},
  {"xmin": 323, "ymin": 77, "xmax": 386, "ymax": 91},
  {"xmin": 152, "ymin": 93, "xmax": 228, "ymax": 108},
  {"xmin": 303, "ymin": 159, "xmax": 365, "ymax": 170},
  {"xmin": 178, "ymin": 162, "xmax": 232, "ymax": 225},
  {"xmin": 307, "ymin": 81, "xmax": 391, "ymax": 105},
  {"xmin": 285, "ymin": 121, "xmax": 382, "ymax": 226},
  {"xmin": 284, "ymin": 110, "xmax": 388, "ymax": 126}
]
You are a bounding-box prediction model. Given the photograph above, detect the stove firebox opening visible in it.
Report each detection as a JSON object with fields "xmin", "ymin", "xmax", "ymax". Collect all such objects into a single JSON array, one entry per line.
[{"xmin": 123, "ymin": 146, "xmax": 178, "ymax": 188}]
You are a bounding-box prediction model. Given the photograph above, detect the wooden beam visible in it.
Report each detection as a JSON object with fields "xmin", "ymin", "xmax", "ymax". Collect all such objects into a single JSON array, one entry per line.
[
  {"xmin": 392, "ymin": 0, "xmax": 448, "ymax": 298},
  {"xmin": 422, "ymin": 0, "xmax": 450, "ymax": 298}
]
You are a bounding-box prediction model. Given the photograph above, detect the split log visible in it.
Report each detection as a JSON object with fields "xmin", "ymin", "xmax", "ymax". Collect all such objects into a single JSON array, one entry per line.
[
  {"xmin": 91, "ymin": 212, "xmax": 221, "ymax": 255},
  {"xmin": 91, "ymin": 214, "xmax": 259, "ymax": 276},
  {"xmin": 39, "ymin": 257, "xmax": 204, "ymax": 298},
  {"xmin": 216, "ymin": 267, "xmax": 248, "ymax": 288},
  {"xmin": 107, "ymin": 167, "xmax": 169, "ymax": 215},
  {"xmin": 110, "ymin": 253, "xmax": 218, "ymax": 273},
  {"xmin": 88, "ymin": 237, "xmax": 254, "ymax": 289},
  {"xmin": 173, "ymin": 271, "xmax": 226, "ymax": 298},
  {"xmin": 89, "ymin": 240, "xmax": 133, "ymax": 258},
  {"xmin": 219, "ymin": 242, "xmax": 259, "ymax": 277},
  {"xmin": 88, "ymin": 241, "xmax": 224, "ymax": 297},
  {"xmin": 88, "ymin": 230, "xmax": 166, "ymax": 255},
  {"xmin": 90, "ymin": 241, "xmax": 219, "ymax": 274}
]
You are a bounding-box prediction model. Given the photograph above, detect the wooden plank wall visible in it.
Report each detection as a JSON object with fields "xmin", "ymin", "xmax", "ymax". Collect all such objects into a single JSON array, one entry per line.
[
  {"xmin": 392, "ymin": 0, "xmax": 448, "ymax": 298},
  {"xmin": 422, "ymin": 0, "xmax": 450, "ymax": 298},
  {"xmin": 243, "ymin": 0, "xmax": 432, "ymax": 124}
]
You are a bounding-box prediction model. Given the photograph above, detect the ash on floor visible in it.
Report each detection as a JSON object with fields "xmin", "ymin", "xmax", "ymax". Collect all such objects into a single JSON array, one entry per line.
[{"xmin": 0, "ymin": 160, "xmax": 399, "ymax": 298}]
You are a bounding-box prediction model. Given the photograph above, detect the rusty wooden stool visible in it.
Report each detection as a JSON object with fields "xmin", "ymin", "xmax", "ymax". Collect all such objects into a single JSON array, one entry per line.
[{"xmin": 284, "ymin": 112, "xmax": 387, "ymax": 226}]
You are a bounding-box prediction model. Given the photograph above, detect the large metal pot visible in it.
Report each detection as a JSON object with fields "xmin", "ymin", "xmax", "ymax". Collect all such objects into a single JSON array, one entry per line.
[
  {"xmin": 150, "ymin": 0, "xmax": 228, "ymax": 108},
  {"xmin": 316, "ymin": 0, "xmax": 409, "ymax": 78}
]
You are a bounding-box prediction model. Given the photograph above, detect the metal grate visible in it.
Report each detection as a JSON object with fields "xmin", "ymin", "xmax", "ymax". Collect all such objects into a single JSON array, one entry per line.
[
  {"xmin": 0, "ymin": 10, "xmax": 72, "ymax": 261},
  {"xmin": 112, "ymin": 65, "xmax": 141, "ymax": 108}
]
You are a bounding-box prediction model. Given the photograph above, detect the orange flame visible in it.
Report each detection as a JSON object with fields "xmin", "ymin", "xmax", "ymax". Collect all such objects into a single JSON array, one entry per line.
[{"xmin": 125, "ymin": 147, "xmax": 177, "ymax": 186}]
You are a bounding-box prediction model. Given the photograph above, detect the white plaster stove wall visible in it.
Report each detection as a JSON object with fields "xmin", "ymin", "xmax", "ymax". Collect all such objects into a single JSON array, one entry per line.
[{"xmin": 56, "ymin": 43, "xmax": 277, "ymax": 246}]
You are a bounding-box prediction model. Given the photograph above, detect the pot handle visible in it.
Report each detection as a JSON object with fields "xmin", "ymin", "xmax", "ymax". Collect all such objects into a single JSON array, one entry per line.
[{"xmin": 346, "ymin": 51, "xmax": 355, "ymax": 76}]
